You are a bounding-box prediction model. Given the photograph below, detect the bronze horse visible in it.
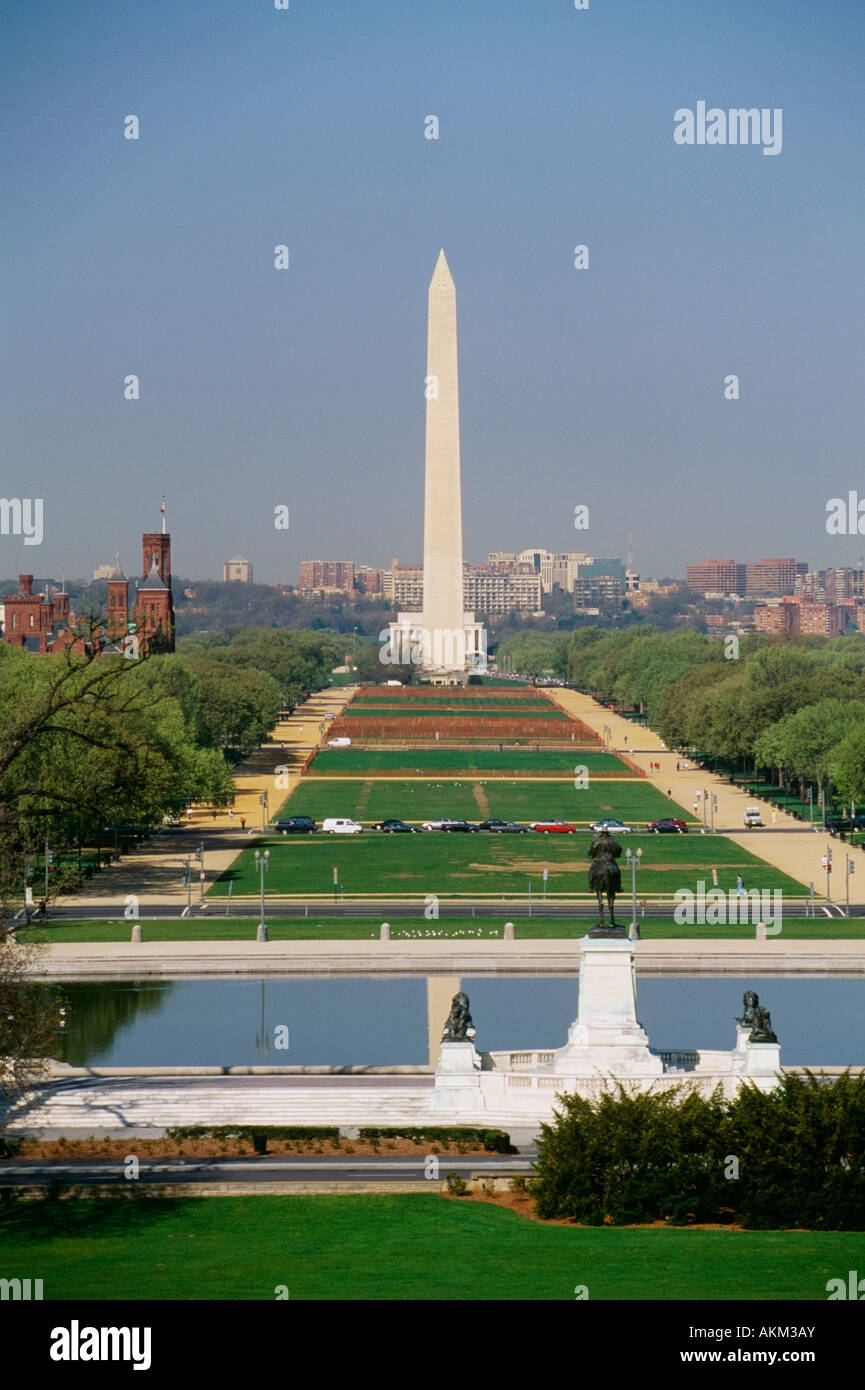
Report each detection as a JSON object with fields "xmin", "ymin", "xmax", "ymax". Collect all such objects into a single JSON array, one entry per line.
[{"xmin": 587, "ymin": 829, "xmax": 622, "ymax": 928}]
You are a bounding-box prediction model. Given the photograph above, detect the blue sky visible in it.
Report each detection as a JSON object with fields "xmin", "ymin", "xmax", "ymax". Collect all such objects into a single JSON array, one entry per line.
[{"xmin": 3, "ymin": 0, "xmax": 864, "ymax": 583}]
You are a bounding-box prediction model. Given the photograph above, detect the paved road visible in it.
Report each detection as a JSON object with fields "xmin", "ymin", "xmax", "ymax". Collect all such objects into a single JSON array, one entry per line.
[
  {"xmin": 39, "ymin": 900, "xmax": 855, "ymax": 921},
  {"xmin": 0, "ymin": 1155, "xmax": 533, "ymax": 1187}
]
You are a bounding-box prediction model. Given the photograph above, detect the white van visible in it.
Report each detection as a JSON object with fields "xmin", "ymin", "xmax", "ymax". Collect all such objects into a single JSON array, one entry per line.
[
  {"xmin": 327, "ymin": 737, "xmax": 351, "ymax": 748},
  {"xmin": 744, "ymin": 806, "xmax": 763, "ymax": 827},
  {"xmin": 322, "ymin": 817, "xmax": 363, "ymax": 834}
]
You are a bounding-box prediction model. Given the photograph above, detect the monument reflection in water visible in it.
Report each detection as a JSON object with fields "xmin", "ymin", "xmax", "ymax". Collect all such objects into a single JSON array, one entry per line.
[{"xmin": 44, "ymin": 976, "xmax": 862, "ymax": 1071}]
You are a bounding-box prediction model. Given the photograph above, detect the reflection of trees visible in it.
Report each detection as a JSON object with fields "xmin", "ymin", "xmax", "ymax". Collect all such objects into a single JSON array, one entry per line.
[{"xmin": 41, "ymin": 981, "xmax": 172, "ymax": 1067}]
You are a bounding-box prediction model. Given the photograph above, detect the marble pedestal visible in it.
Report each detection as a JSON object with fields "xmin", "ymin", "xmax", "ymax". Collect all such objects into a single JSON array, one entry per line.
[
  {"xmin": 430, "ymin": 1040, "xmax": 483, "ymax": 1112},
  {"xmin": 554, "ymin": 936, "xmax": 663, "ymax": 1077}
]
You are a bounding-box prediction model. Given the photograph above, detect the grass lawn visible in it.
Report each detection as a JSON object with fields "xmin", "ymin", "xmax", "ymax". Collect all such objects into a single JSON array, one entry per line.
[
  {"xmin": 21, "ymin": 916, "xmax": 864, "ymax": 943},
  {"xmin": 309, "ymin": 749, "xmax": 632, "ymax": 775},
  {"xmin": 210, "ymin": 833, "xmax": 804, "ymax": 899},
  {"xmin": 276, "ymin": 778, "xmax": 682, "ymax": 825},
  {"xmin": 0, "ymin": 1195, "xmax": 854, "ymax": 1300}
]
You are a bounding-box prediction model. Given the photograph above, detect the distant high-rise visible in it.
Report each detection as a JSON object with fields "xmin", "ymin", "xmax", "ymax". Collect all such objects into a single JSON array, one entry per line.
[{"xmin": 223, "ymin": 556, "xmax": 253, "ymax": 584}]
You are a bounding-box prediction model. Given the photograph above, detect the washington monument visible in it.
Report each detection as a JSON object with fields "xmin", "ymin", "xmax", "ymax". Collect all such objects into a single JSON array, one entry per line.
[{"xmin": 388, "ymin": 250, "xmax": 485, "ymax": 681}]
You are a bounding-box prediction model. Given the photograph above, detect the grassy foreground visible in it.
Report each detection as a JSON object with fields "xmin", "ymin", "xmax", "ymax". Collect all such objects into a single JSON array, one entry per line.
[
  {"xmin": 0, "ymin": 1195, "xmax": 854, "ymax": 1300},
  {"xmin": 209, "ymin": 833, "xmax": 804, "ymax": 899},
  {"xmin": 21, "ymin": 917, "xmax": 861, "ymax": 943}
]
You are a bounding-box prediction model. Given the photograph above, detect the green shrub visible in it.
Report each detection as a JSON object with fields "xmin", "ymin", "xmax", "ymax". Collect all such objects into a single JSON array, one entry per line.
[
  {"xmin": 446, "ymin": 1173, "xmax": 468, "ymax": 1196},
  {"xmin": 532, "ymin": 1085, "xmax": 730, "ymax": 1226},
  {"xmin": 531, "ymin": 1074, "xmax": 865, "ymax": 1230},
  {"xmin": 727, "ymin": 1071, "xmax": 865, "ymax": 1230}
]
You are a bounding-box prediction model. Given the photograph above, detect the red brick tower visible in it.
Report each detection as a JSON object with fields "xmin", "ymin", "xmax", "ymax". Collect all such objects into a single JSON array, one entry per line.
[
  {"xmin": 2, "ymin": 575, "xmax": 54, "ymax": 651},
  {"xmin": 106, "ymin": 558, "xmax": 129, "ymax": 641},
  {"xmin": 136, "ymin": 525, "xmax": 175, "ymax": 652},
  {"xmin": 142, "ymin": 533, "xmax": 171, "ymax": 587},
  {"xmin": 134, "ymin": 561, "xmax": 174, "ymax": 653}
]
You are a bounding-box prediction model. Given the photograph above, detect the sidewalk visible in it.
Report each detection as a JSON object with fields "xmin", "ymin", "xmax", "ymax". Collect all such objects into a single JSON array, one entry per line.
[
  {"xmin": 62, "ymin": 685, "xmax": 357, "ymax": 909},
  {"xmin": 549, "ymin": 688, "xmax": 853, "ymax": 902}
]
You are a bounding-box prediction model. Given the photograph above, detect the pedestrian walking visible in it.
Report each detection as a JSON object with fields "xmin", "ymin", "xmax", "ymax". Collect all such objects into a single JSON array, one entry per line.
[
  {"xmin": 241, "ymin": 816, "xmax": 246, "ymax": 831},
  {"xmin": 667, "ymin": 788, "xmax": 672, "ymax": 798},
  {"xmin": 735, "ymin": 874, "xmax": 745, "ymax": 897},
  {"xmin": 212, "ymin": 809, "xmax": 217, "ymax": 822},
  {"xmin": 229, "ymin": 809, "xmax": 234, "ymax": 822},
  {"xmin": 676, "ymin": 761, "xmax": 680, "ymax": 771},
  {"xmin": 771, "ymin": 811, "xmax": 777, "ymax": 826},
  {"xmin": 693, "ymin": 800, "xmax": 699, "ymax": 815},
  {"xmin": 186, "ymin": 806, "xmax": 193, "ymax": 821}
]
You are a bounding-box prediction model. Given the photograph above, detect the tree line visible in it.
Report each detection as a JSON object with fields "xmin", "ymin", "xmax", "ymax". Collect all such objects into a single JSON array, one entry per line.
[
  {"xmin": 0, "ymin": 626, "xmax": 342, "ymax": 916},
  {"xmin": 496, "ymin": 625, "xmax": 865, "ymax": 803}
]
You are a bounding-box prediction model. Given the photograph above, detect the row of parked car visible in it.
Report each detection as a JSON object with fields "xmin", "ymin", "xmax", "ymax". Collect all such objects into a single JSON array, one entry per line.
[{"xmin": 272, "ymin": 815, "xmax": 691, "ymax": 835}]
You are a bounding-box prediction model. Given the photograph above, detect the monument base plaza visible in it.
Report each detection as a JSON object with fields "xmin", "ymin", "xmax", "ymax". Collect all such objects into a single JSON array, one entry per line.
[{"xmin": 14, "ymin": 937, "xmax": 844, "ymax": 1139}]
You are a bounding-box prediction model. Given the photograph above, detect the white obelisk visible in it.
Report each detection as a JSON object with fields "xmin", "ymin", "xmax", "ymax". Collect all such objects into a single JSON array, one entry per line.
[{"xmin": 421, "ymin": 250, "xmax": 468, "ymax": 675}]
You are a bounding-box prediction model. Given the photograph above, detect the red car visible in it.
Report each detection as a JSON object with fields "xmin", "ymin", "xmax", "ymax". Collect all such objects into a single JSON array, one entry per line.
[{"xmin": 530, "ymin": 820, "xmax": 577, "ymax": 834}]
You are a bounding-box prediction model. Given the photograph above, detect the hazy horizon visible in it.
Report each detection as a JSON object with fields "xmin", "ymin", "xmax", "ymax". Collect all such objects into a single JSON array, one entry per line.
[{"xmin": 4, "ymin": 0, "xmax": 864, "ymax": 584}]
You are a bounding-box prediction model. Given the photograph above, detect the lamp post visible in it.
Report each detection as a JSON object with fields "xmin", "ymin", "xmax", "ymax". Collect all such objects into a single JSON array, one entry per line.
[
  {"xmin": 255, "ymin": 848, "xmax": 270, "ymax": 942},
  {"xmin": 807, "ymin": 786, "xmax": 814, "ymax": 828},
  {"xmin": 845, "ymin": 854, "xmax": 855, "ymax": 918},
  {"xmin": 183, "ymin": 856, "xmax": 192, "ymax": 914},
  {"xmin": 259, "ymin": 789, "xmax": 269, "ymax": 831},
  {"xmin": 625, "ymin": 847, "xmax": 642, "ymax": 935},
  {"xmin": 710, "ymin": 793, "xmax": 718, "ymax": 834}
]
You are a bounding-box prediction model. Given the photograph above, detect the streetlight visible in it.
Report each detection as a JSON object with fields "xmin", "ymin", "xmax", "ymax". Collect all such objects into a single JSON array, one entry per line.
[
  {"xmin": 254, "ymin": 848, "xmax": 270, "ymax": 942},
  {"xmin": 259, "ymin": 789, "xmax": 269, "ymax": 832},
  {"xmin": 710, "ymin": 793, "xmax": 718, "ymax": 834},
  {"xmin": 846, "ymin": 854, "xmax": 855, "ymax": 918},
  {"xmin": 823, "ymin": 843, "xmax": 832, "ymax": 903},
  {"xmin": 182, "ymin": 856, "xmax": 192, "ymax": 913},
  {"xmin": 625, "ymin": 847, "xmax": 642, "ymax": 935}
]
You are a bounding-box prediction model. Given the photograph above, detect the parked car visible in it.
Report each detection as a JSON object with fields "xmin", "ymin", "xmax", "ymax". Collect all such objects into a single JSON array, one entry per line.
[
  {"xmin": 372, "ymin": 819, "xmax": 418, "ymax": 833},
  {"xmin": 743, "ymin": 806, "xmax": 763, "ymax": 828},
  {"xmin": 590, "ymin": 818, "xmax": 632, "ymax": 834},
  {"xmin": 321, "ymin": 817, "xmax": 363, "ymax": 834},
  {"xmin": 327, "ymin": 737, "xmax": 351, "ymax": 748},
  {"xmin": 477, "ymin": 819, "xmax": 528, "ymax": 833},
  {"xmin": 274, "ymin": 816, "xmax": 317, "ymax": 834},
  {"xmin": 421, "ymin": 818, "xmax": 476, "ymax": 832},
  {"xmin": 647, "ymin": 818, "xmax": 689, "ymax": 834},
  {"xmin": 530, "ymin": 820, "xmax": 577, "ymax": 834},
  {"xmin": 828, "ymin": 814, "xmax": 865, "ymax": 831}
]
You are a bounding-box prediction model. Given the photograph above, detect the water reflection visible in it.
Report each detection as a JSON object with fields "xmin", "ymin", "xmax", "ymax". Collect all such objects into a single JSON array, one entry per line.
[{"xmin": 53, "ymin": 982, "xmax": 173, "ymax": 1067}]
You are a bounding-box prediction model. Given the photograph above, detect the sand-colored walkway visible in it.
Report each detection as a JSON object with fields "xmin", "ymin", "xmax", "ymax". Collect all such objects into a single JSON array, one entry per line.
[{"xmin": 549, "ymin": 688, "xmax": 857, "ymax": 905}]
